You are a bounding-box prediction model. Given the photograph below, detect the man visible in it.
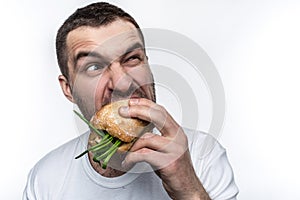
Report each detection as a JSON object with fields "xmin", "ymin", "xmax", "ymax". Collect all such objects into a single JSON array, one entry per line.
[{"xmin": 23, "ymin": 2, "xmax": 238, "ymax": 200}]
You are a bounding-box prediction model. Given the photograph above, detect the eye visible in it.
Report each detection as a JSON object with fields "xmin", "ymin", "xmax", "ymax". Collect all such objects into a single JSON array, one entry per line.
[
  {"xmin": 124, "ymin": 55, "xmax": 142, "ymax": 66},
  {"xmin": 83, "ymin": 63, "xmax": 107, "ymax": 76},
  {"xmin": 86, "ymin": 64, "xmax": 102, "ymax": 71}
]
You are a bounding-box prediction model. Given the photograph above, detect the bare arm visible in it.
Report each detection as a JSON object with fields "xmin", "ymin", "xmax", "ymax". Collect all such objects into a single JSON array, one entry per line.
[{"xmin": 120, "ymin": 98, "xmax": 211, "ymax": 200}]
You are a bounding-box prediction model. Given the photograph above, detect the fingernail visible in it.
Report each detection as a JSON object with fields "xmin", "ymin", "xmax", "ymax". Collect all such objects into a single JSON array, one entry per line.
[{"xmin": 119, "ymin": 106, "xmax": 129, "ymax": 115}]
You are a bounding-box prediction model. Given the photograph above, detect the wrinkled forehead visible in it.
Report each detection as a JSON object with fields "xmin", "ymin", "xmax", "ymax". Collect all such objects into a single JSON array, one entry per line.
[
  {"xmin": 66, "ymin": 21, "xmax": 144, "ymax": 63},
  {"xmin": 98, "ymin": 30, "xmax": 143, "ymax": 59}
]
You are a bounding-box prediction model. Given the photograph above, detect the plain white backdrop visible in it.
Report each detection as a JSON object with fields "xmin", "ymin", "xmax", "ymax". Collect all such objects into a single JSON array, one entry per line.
[{"xmin": 1, "ymin": 0, "xmax": 300, "ymax": 199}]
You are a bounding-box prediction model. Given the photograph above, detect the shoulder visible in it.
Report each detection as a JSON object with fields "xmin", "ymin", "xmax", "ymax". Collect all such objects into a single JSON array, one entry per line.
[
  {"xmin": 183, "ymin": 127, "xmax": 224, "ymax": 159},
  {"xmin": 183, "ymin": 128, "xmax": 239, "ymax": 199},
  {"xmin": 34, "ymin": 133, "xmax": 87, "ymax": 171},
  {"xmin": 23, "ymin": 132, "xmax": 89, "ymax": 199}
]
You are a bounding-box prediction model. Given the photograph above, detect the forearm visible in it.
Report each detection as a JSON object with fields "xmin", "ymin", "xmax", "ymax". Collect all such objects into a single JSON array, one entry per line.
[
  {"xmin": 163, "ymin": 173, "xmax": 211, "ymax": 200},
  {"xmin": 157, "ymin": 152, "xmax": 211, "ymax": 200},
  {"xmin": 167, "ymin": 186, "xmax": 211, "ymax": 200},
  {"xmin": 120, "ymin": 99, "xmax": 212, "ymax": 199},
  {"xmin": 189, "ymin": 181, "xmax": 211, "ymax": 200}
]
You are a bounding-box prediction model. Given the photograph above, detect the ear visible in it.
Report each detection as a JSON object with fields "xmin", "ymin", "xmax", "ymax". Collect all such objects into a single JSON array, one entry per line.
[{"xmin": 58, "ymin": 75, "xmax": 75, "ymax": 103}]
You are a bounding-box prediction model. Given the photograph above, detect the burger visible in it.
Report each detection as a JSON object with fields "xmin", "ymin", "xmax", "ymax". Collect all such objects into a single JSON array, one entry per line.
[{"xmin": 75, "ymin": 99, "xmax": 152, "ymax": 169}]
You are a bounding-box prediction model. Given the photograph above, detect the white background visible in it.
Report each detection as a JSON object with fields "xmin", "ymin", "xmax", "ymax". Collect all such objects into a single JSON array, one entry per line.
[{"xmin": 1, "ymin": 0, "xmax": 300, "ymax": 199}]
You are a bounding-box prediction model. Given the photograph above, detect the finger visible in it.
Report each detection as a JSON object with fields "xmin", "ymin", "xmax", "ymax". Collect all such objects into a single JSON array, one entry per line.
[
  {"xmin": 128, "ymin": 98, "xmax": 159, "ymax": 108},
  {"xmin": 129, "ymin": 98, "xmax": 166, "ymax": 121},
  {"xmin": 119, "ymin": 104, "xmax": 154, "ymax": 122},
  {"xmin": 119, "ymin": 103, "xmax": 167, "ymax": 133},
  {"xmin": 119, "ymin": 102, "xmax": 180, "ymax": 137},
  {"xmin": 131, "ymin": 132, "xmax": 174, "ymax": 152},
  {"xmin": 129, "ymin": 98, "xmax": 184, "ymax": 138},
  {"xmin": 122, "ymin": 148, "xmax": 171, "ymax": 170}
]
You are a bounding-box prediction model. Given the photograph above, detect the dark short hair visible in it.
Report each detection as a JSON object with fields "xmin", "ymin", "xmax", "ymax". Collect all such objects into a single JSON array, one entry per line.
[{"xmin": 56, "ymin": 2, "xmax": 143, "ymax": 79}]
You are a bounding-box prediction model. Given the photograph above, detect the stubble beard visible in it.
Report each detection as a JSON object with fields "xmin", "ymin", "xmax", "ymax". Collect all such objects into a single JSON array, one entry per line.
[{"xmin": 73, "ymin": 82, "xmax": 156, "ymax": 121}]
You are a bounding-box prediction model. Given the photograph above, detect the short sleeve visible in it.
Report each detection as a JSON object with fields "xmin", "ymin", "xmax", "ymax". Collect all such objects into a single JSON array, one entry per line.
[
  {"xmin": 201, "ymin": 147, "xmax": 239, "ymax": 200},
  {"xmin": 23, "ymin": 168, "xmax": 37, "ymax": 200},
  {"xmin": 188, "ymin": 131, "xmax": 239, "ymax": 200}
]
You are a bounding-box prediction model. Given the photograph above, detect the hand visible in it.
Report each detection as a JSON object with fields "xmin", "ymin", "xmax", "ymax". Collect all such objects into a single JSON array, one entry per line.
[{"xmin": 119, "ymin": 98, "xmax": 210, "ymax": 200}]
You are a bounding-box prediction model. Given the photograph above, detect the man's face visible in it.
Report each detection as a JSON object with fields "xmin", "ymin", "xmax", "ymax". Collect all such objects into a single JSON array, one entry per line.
[{"xmin": 65, "ymin": 20, "xmax": 155, "ymax": 120}]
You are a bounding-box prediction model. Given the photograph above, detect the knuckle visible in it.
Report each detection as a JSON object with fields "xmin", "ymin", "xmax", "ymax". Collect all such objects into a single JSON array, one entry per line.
[
  {"xmin": 156, "ymin": 104, "xmax": 165, "ymax": 111},
  {"xmin": 141, "ymin": 98, "xmax": 152, "ymax": 106},
  {"xmin": 141, "ymin": 132, "xmax": 155, "ymax": 139},
  {"xmin": 138, "ymin": 148, "xmax": 151, "ymax": 154}
]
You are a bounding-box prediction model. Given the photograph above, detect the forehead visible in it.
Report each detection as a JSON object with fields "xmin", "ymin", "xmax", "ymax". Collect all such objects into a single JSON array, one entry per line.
[{"xmin": 66, "ymin": 20, "xmax": 143, "ymax": 61}]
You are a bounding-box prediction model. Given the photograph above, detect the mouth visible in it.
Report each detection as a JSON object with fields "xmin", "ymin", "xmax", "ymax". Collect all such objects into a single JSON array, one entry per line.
[
  {"xmin": 111, "ymin": 92, "xmax": 146, "ymax": 103},
  {"xmin": 101, "ymin": 87, "xmax": 148, "ymax": 108},
  {"xmin": 128, "ymin": 92, "xmax": 145, "ymax": 99}
]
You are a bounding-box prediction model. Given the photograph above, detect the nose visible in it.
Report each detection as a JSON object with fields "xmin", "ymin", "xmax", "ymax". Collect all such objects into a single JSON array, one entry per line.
[{"xmin": 108, "ymin": 62, "xmax": 133, "ymax": 93}]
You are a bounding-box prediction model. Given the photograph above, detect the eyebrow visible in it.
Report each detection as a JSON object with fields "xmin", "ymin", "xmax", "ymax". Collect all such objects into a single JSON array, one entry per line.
[
  {"xmin": 124, "ymin": 42, "xmax": 144, "ymax": 55},
  {"xmin": 73, "ymin": 51, "xmax": 104, "ymax": 68},
  {"xmin": 73, "ymin": 42, "xmax": 144, "ymax": 67}
]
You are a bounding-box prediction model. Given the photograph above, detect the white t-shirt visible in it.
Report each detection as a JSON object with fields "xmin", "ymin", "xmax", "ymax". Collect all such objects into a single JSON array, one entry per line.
[{"xmin": 23, "ymin": 128, "xmax": 239, "ymax": 200}]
